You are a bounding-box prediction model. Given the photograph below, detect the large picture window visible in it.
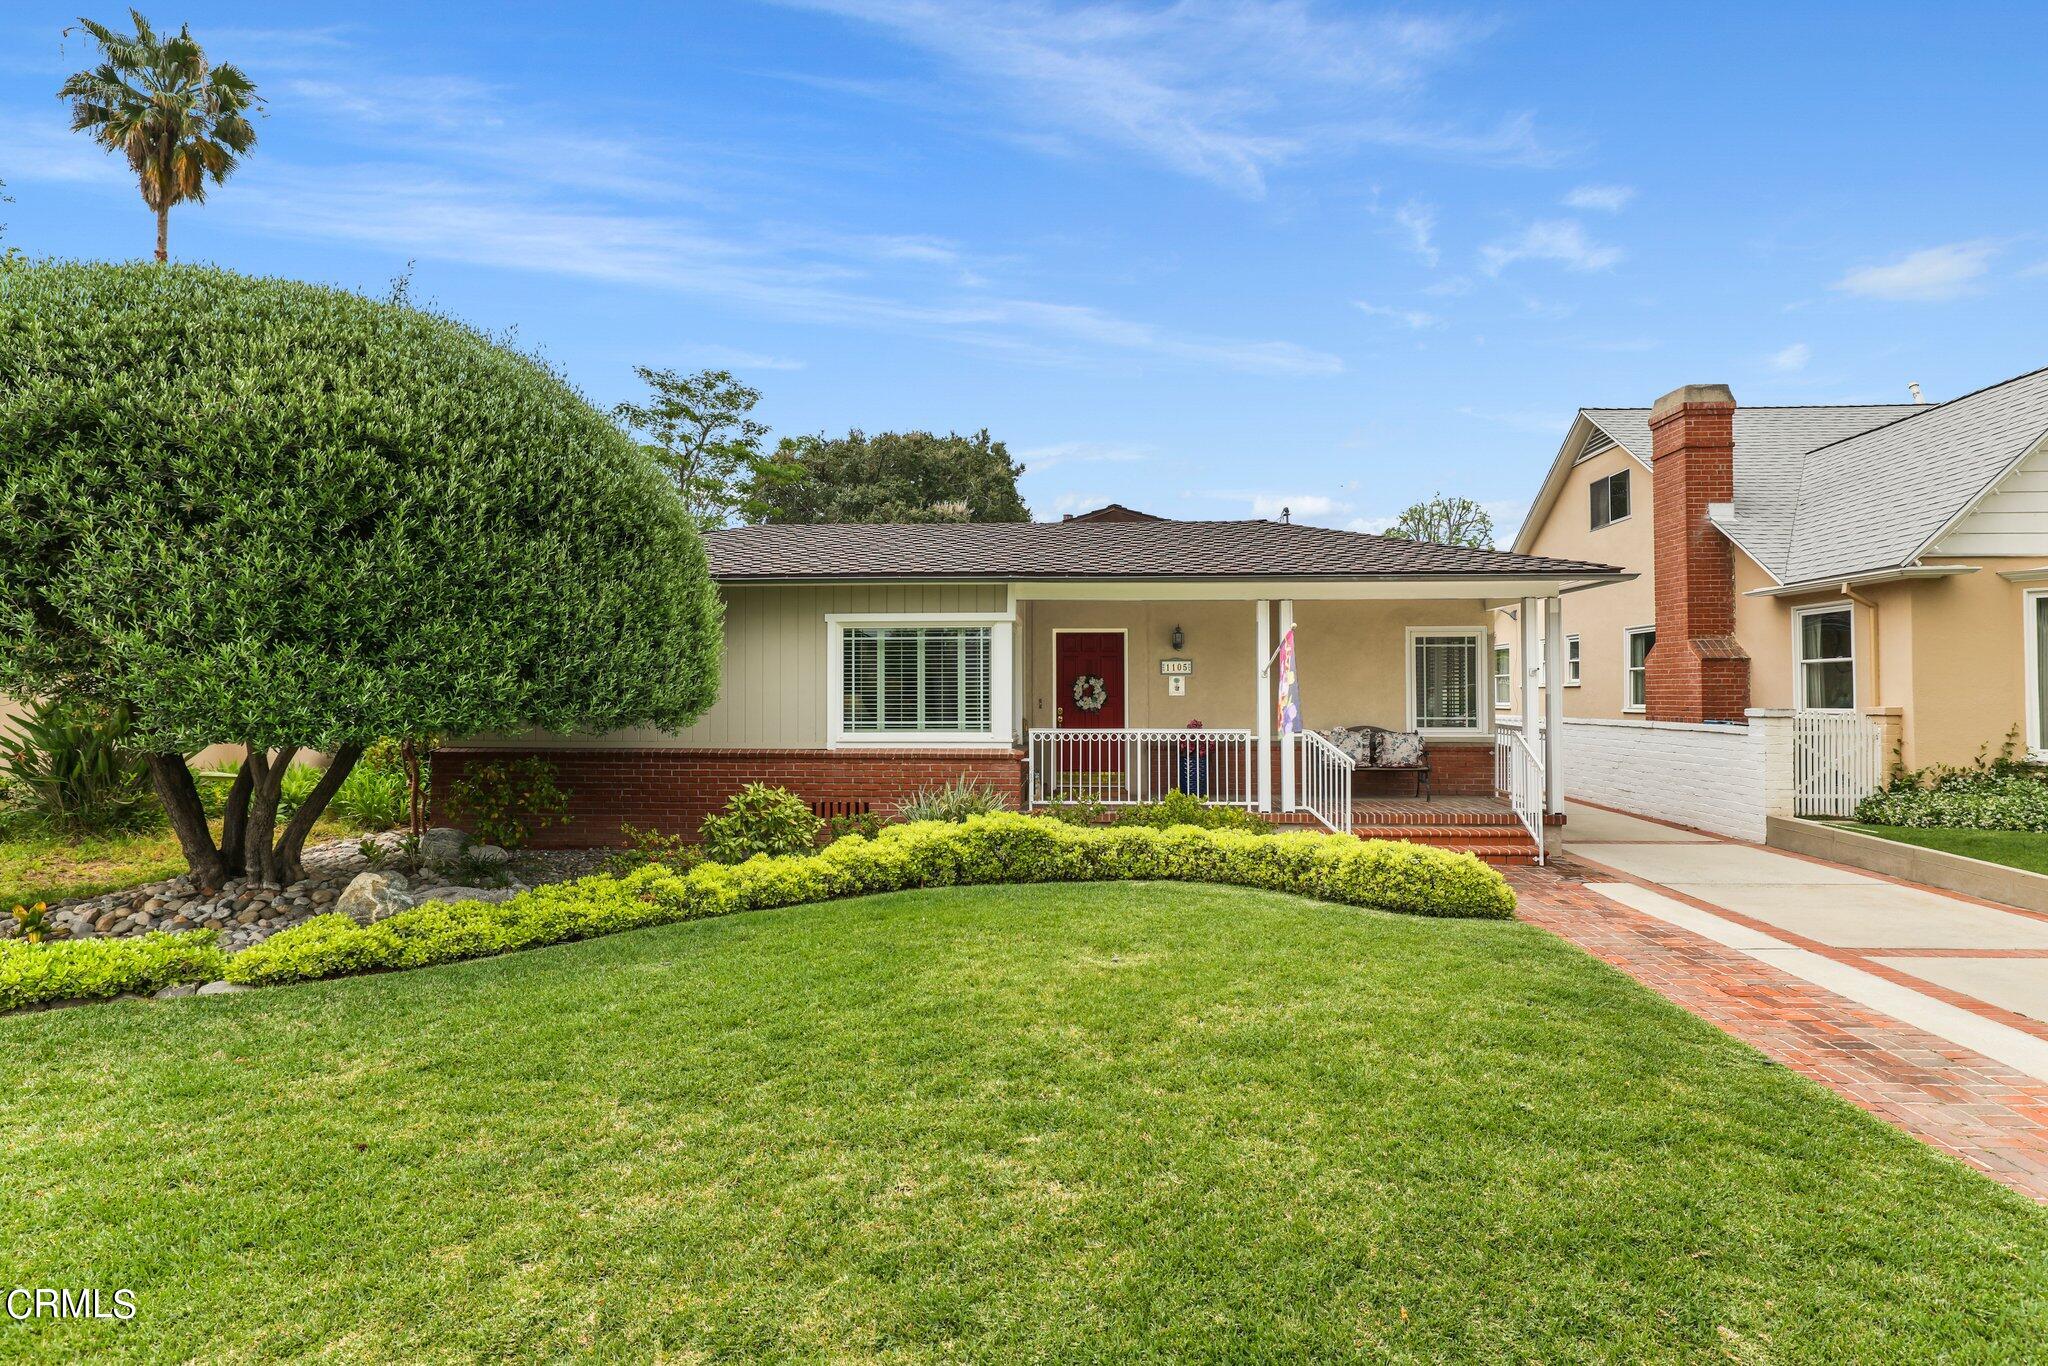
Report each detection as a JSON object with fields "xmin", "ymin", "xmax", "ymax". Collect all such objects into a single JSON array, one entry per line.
[
  {"xmin": 1590, "ymin": 469, "xmax": 1631, "ymax": 529},
  {"xmin": 1409, "ymin": 629, "xmax": 1484, "ymax": 733},
  {"xmin": 828, "ymin": 615, "xmax": 1012, "ymax": 746},
  {"xmin": 1796, "ymin": 607, "xmax": 1854, "ymax": 711},
  {"xmin": 1624, "ymin": 626, "xmax": 1655, "ymax": 712}
]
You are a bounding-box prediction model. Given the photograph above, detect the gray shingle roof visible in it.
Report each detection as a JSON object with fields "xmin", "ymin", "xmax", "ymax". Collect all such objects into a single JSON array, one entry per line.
[
  {"xmin": 1581, "ymin": 402, "xmax": 1945, "ymax": 582},
  {"xmin": 705, "ymin": 519, "xmax": 1624, "ymax": 582}
]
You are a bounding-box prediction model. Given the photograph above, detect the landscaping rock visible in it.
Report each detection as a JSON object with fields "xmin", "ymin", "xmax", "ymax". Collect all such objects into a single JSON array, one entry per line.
[
  {"xmin": 336, "ymin": 872, "xmax": 413, "ymax": 924},
  {"xmin": 153, "ymin": 984, "xmax": 198, "ymax": 999},
  {"xmin": 421, "ymin": 827, "xmax": 470, "ymax": 864},
  {"xmin": 195, "ymin": 981, "xmax": 252, "ymax": 996},
  {"xmin": 470, "ymin": 844, "xmax": 512, "ymax": 867}
]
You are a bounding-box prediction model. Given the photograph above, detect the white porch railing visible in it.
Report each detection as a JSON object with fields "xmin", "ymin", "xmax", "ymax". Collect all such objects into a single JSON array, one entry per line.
[
  {"xmin": 1295, "ymin": 729, "xmax": 1355, "ymax": 834},
  {"xmin": 1026, "ymin": 727, "xmax": 1256, "ymax": 809},
  {"xmin": 1494, "ymin": 727, "xmax": 1546, "ymax": 864},
  {"xmin": 1793, "ymin": 711, "xmax": 1885, "ymax": 818}
]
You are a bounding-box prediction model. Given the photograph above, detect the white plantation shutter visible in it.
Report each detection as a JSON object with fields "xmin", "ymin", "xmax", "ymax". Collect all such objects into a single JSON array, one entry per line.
[
  {"xmin": 843, "ymin": 626, "xmax": 992, "ymax": 733},
  {"xmin": 1413, "ymin": 633, "xmax": 1480, "ymax": 731}
]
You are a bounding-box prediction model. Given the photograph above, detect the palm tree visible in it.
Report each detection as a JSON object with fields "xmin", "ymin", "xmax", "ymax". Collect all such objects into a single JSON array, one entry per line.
[{"xmin": 58, "ymin": 11, "xmax": 260, "ymax": 262}]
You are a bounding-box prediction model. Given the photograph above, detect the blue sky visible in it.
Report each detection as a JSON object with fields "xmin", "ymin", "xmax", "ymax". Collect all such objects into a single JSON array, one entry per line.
[{"xmin": 4, "ymin": 3, "xmax": 2045, "ymax": 538}]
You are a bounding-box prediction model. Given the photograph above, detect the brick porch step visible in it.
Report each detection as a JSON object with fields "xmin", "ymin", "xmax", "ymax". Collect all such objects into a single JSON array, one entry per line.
[{"xmin": 1354, "ymin": 823, "xmax": 1539, "ymax": 866}]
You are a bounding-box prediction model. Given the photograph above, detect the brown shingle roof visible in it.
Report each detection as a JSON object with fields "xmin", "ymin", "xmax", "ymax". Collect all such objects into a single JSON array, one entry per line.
[
  {"xmin": 1061, "ymin": 503, "xmax": 1168, "ymax": 522},
  {"xmin": 705, "ymin": 519, "xmax": 1623, "ymax": 581}
]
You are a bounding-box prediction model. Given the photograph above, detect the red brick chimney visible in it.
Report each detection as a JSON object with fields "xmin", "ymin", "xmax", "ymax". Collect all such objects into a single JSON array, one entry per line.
[{"xmin": 1645, "ymin": 383, "xmax": 1750, "ymax": 724}]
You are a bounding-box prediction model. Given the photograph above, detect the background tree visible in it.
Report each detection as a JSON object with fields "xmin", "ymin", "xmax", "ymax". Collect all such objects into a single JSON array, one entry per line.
[
  {"xmin": 612, "ymin": 367, "xmax": 771, "ymax": 530},
  {"xmin": 58, "ymin": 10, "xmax": 259, "ymax": 262},
  {"xmin": 1381, "ymin": 494, "xmax": 1496, "ymax": 548},
  {"xmin": 0, "ymin": 261, "xmax": 723, "ymax": 886},
  {"xmin": 750, "ymin": 429, "xmax": 1029, "ymax": 523}
]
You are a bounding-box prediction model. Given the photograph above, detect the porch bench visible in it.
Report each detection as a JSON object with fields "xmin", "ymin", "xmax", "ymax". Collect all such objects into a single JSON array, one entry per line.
[{"xmin": 1319, "ymin": 725, "xmax": 1432, "ymax": 801}]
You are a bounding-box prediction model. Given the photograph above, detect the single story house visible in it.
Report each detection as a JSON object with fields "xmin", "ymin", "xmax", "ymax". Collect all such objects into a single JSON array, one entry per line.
[
  {"xmin": 441, "ymin": 515, "xmax": 1629, "ymax": 860},
  {"xmin": 1500, "ymin": 363, "xmax": 2048, "ymax": 838}
]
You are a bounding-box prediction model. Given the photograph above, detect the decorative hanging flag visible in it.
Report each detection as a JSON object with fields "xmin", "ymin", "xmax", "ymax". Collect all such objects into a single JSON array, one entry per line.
[{"xmin": 1275, "ymin": 626, "xmax": 1301, "ymax": 735}]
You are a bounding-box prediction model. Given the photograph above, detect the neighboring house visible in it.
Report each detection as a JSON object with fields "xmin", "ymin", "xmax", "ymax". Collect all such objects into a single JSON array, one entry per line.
[
  {"xmin": 1501, "ymin": 364, "xmax": 2048, "ymax": 838},
  {"xmin": 442, "ymin": 516, "xmax": 1626, "ymax": 855}
]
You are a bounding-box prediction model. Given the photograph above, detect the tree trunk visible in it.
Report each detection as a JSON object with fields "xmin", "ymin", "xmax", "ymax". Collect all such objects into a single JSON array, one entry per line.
[
  {"xmin": 155, "ymin": 205, "xmax": 168, "ymax": 263},
  {"xmin": 217, "ymin": 763, "xmax": 254, "ymax": 874},
  {"xmin": 271, "ymin": 744, "xmax": 364, "ymax": 886},
  {"xmin": 147, "ymin": 754, "xmax": 226, "ymax": 890},
  {"xmin": 241, "ymin": 747, "xmax": 298, "ymax": 886}
]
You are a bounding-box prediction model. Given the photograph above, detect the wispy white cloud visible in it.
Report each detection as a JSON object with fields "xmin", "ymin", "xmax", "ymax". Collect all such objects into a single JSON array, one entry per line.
[
  {"xmin": 1562, "ymin": 183, "xmax": 1633, "ymax": 212},
  {"xmin": 1215, "ymin": 491, "xmax": 1352, "ymax": 520},
  {"xmin": 1391, "ymin": 199, "xmax": 1439, "ymax": 267},
  {"xmin": 1355, "ymin": 299, "xmax": 1441, "ymax": 330},
  {"xmin": 1018, "ymin": 441, "xmax": 1154, "ymax": 470},
  {"xmin": 770, "ymin": 0, "xmax": 1554, "ymax": 195},
  {"xmin": 1768, "ymin": 341, "xmax": 1811, "ymax": 373},
  {"xmin": 1480, "ymin": 219, "xmax": 1621, "ymax": 275},
  {"xmin": 1833, "ymin": 241, "xmax": 1998, "ymax": 302},
  {"xmin": 673, "ymin": 346, "xmax": 808, "ymax": 372},
  {"xmin": 0, "ymin": 111, "xmax": 128, "ymax": 186}
]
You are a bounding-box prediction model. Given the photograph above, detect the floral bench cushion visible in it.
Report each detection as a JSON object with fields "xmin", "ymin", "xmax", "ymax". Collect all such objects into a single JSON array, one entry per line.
[
  {"xmin": 1373, "ymin": 729, "xmax": 1426, "ymax": 769},
  {"xmin": 1317, "ymin": 725, "xmax": 1426, "ymax": 769}
]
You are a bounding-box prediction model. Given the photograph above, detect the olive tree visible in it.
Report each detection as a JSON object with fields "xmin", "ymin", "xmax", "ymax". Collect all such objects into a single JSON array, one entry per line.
[{"xmin": 0, "ymin": 261, "xmax": 723, "ymax": 886}]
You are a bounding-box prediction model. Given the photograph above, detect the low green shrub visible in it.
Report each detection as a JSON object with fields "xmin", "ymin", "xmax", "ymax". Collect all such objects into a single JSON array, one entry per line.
[
  {"xmin": 699, "ymin": 783, "xmax": 823, "ymax": 863},
  {"xmin": 331, "ymin": 761, "xmax": 407, "ymax": 831},
  {"xmin": 893, "ymin": 776, "xmax": 1013, "ymax": 822},
  {"xmin": 1854, "ymin": 774, "xmax": 2048, "ymax": 831},
  {"xmin": 228, "ymin": 814, "xmax": 1515, "ymax": 988},
  {"xmin": 0, "ymin": 930, "xmax": 227, "ymax": 1011},
  {"xmin": 1111, "ymin": 790, "xmax": 1271, "ymax": 834},
  {"xmin": 605, "ymin": 822, "xmax": 702, "ymax": 876},
  {"xmin": 445, "ymin": 757, "xmax": 571, "ymax": 849},
  {"xmin": 0, "ymin": 698, "xmax": 157, "ymax": 834}
]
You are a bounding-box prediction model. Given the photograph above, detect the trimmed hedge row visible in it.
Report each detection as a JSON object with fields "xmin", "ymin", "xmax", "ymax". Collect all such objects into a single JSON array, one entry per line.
[
  {"xmin": 1854, "ymin": 776, "xmax": 2048, "ymax": 832},
  {"xmin": 227, "ymin": 815, "xmax": 1516, "ymax": 989},
  {"xmin": 0, "ymin": 931, "xmax": 228, "ymax": 1011}
]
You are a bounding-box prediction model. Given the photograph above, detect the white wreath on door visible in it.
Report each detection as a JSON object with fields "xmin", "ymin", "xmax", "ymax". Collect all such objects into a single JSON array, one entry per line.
[{"xmin": 1071, "ymin": 674, "xmax": 1109, "ymax": 711}]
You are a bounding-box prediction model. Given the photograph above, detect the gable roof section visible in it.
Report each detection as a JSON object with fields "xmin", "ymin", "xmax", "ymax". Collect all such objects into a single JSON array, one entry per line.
[
  {"xmin": 1778, "ymin": 366, "xmax": 2048, "ymax": 584},
  {"xmin": 1062, "ymin": 503, "xmax": 1167, "ymax": 522},
  {"xmin": 706, "ymin": 518, "xmax": 1623, "ymax": 582}
]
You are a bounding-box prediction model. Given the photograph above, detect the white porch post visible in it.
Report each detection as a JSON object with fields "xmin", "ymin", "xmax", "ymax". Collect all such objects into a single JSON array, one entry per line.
[
  {"xmin": 1543, "ymin": 595, "xmax": 1565, "ymax": 817},
  {"xmin": 1519, "ymin": 596, "xmax": 1540, "ymax": 730},
  {"xmin": 1255, "ymin": 600, "xmax": 1273, "ymax": 812},
  {"xmin": 1278, "ymin": 598, "xmax": 1296, "ymax": 812}
]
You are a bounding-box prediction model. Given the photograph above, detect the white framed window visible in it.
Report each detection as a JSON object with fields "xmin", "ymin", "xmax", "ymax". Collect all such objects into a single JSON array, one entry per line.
[
  {"xmin": 1407, "ymin": 627, "xmax": 1487, "ymax": 735},
  {"xmin": 826, "ymin": 613, "xmax": 1014, "ymax": 748},
  {"xmin": 2027, "ymin": 591, "xmax": 2048, "ymax": 759},
  {"xmin": 1565, "ymin": 634, "xmax": 1582, "ymax": 687},
  {"xmin": 1794, "ymin": 606, "xmax": 1855, "ymax": 712},
  {"xmin": 1493, "ymin": 645, "xmax": 1512, "ymax": 710},
  {"xmin": 1590, "ymin": 469, "xmax": 1631, "ymax": 529},
  {"xmin": 1623, "ymin": 626, "xmax": 1655, "ymax": 713}
]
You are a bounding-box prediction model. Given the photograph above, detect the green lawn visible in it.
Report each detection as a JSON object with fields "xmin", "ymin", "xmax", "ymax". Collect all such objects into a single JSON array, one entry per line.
[
  {"xmin": 1842, "ymin": 822, "xmax": 2048, "ymax": 877},
  {"xmin": 2, "ymin": 884, "xmax": 2043, "ymax": 1361},
  {"xmin": 0, "ymin": 819, "xmax": 348, "ymax": 909}
]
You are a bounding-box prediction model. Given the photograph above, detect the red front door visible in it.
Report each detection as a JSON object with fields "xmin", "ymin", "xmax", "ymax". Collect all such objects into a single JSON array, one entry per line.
[{"xmin": 1055, "ymin": 631, "xmax": 1126, "ymax": 730}]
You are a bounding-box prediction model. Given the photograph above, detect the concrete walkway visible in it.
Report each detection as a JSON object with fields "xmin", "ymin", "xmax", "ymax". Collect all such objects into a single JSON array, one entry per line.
[{"xmin": 1513, "ymin": 802, "xmax": 2048, "ymax": 1200}]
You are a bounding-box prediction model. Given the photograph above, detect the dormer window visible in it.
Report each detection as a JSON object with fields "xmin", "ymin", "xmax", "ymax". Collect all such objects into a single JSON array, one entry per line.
[{"xmin": 1590, "ymin": 469, "xmax": 1631, "ymax": 529}]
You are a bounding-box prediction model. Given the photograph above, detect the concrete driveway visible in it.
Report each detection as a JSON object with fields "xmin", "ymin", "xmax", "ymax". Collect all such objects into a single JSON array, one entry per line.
[{"xmin": 1562, "ymin": 803, "xmax": 2048, "ymax": 1082}]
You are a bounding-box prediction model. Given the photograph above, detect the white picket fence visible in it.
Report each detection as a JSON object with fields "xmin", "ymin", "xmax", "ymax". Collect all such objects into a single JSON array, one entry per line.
[
  {"xmin": 1793, "ymin": 710, "xmax": 1886, "ymax": 818},
  {"xmin": 1026, "ymin": 727, "xmax": 1257, "ymax": 809}
]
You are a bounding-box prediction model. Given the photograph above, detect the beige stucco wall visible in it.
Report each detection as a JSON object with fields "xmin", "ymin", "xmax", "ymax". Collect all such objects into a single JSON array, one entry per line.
[
  {"xmin": 1026, "ymin": 598, "xmax": 1497, "ymax": 733},
  {"xmin": 470, "ymin": 583, "xmax": 1010, "ymax": 751},
  {"xmin": 1505, "ymin": 445, "xmax": 1654, "ymax": 719}
]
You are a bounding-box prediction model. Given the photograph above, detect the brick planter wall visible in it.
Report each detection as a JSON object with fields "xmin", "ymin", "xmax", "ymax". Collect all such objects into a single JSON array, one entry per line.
[{"xmin": 432, "ymin": 747, "xmax": 1028, "ymax": 848}]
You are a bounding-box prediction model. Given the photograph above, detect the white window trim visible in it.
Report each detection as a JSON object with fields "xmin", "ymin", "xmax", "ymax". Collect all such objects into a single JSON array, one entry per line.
[
  {"xmin": 1493, "ymin": 644, "xmax": 1512, "ymax": 711},
  {"xmin": 825, "ymin": 612, "xmax": 1015, "ymax": 749},
  {"xmin": 2025, "ymin": 590, "xmax": 2048, "ymax": 759},
  {"xmin": 1564, "ymin": 634, "xmax": 1582, "ymax": 687},
  {"xmin": 1405, "ymin": 626, "xmax": 1491, "ymax": 737},
  {"xmin": 1590, "ymin": 469, "xmax": 1633, "ymax": 531},
  {"xmin": 1792, "ymin": 603, "xmax": 1857, "ymax": 713},
  {"xmin": 1622, "ymin": 624, "xmax": 1655, "ymax": 714}
]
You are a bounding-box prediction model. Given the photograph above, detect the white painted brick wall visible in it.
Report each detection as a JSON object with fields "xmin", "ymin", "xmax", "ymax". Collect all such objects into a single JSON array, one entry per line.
[{"xmin": 1557, "ymin": 715, "xmax": 1767, "ymax": 842}]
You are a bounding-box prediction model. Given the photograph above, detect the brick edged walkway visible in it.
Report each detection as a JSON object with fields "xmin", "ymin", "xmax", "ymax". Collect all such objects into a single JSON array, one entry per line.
[{"xmin": 1509, "ymin": 862, "xmax": 2048, "ymax": 1203}]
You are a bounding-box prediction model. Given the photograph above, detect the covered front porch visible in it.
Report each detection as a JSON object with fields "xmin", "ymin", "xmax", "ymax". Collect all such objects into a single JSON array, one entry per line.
[{"xmin": 1007, "ymin": 582, "xmax": 1578, "ymax": 860}]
